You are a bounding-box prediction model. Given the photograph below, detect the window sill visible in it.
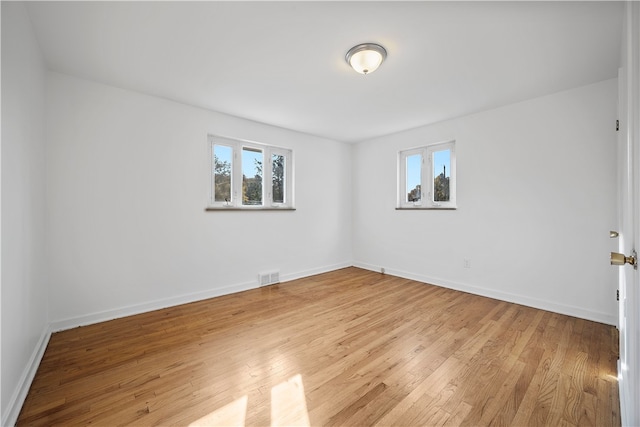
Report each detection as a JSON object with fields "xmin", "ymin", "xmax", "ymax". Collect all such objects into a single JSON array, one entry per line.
[
  {"xmin": 396, "ymin": 207, "xmax": 457, "ymax": 210},
  {"xmin": 205, "ymin": 206, "xmax": 296, "ymax": 211}
]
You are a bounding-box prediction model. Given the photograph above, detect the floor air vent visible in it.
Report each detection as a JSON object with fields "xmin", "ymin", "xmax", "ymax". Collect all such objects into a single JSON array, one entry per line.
[{"xmin": 259, "ymin": 271, "xmax": 280, "ymax": 286}]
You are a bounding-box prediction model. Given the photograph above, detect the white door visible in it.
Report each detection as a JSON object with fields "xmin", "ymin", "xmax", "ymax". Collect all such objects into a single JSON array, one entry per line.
[{"xmin": 616, "ymin": 4, "xmax": 639, "ymax": 425}]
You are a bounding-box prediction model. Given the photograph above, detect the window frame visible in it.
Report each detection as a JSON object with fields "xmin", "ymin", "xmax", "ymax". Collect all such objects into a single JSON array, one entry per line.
[
  {"xmin": 398, "ymin": 140, "xmax": 456, "ymax": 210},
  {"xmin": 207, "ymin": 135, "xmax": 294, "ymax": 210}
]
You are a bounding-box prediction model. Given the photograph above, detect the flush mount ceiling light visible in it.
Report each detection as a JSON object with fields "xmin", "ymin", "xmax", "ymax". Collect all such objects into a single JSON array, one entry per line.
[{"xmin": 345, "ymin": 43, "xmax": 387, "ymax": 75}]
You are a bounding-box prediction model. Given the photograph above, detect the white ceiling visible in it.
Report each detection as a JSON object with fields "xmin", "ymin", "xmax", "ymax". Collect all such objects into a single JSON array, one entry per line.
[{"xmin": 26, "ymin": 1, "xmax": 623, "ymax": 143}]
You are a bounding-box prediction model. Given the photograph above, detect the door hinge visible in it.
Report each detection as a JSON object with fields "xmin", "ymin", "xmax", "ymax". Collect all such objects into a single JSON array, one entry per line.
[
  {"xmin": 617, "ymin": 289, "xmax": 620, "ymax": 301},
  {"xmin": 616, "ymin": 119, "xmax": 619, "ymax": 131}
]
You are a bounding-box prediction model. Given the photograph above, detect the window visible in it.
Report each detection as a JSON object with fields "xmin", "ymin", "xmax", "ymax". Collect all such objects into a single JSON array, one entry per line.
[
  {"xmin": 398, "ymin": 140, "xmax": 456, "ymax": 209},
  {"xmin": 209, "ymin": 136, "xmax": 293, "ymax": 209}
]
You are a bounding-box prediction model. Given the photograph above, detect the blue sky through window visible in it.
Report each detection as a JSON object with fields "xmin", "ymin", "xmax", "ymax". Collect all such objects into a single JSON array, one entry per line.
[
  {"xmin": 214, "ymin": 144, "xmax": 232, "ymax": 165},
  {"xmin": 407, "ymin": 154, "xmax": 421, "ymax": 195},
  {"xmin": 213, "ymin": 145, "xmax": 266, "ymax": 178},
  {"xmin": 433, "ymin": 149, "xmax": 450, "ymax": 179},
  {"xmin": 242, "ymin": 147, "xmax": 263, "ymax": 178},
  {"xmin": 406, "ymin": 149, "xmax": 450, "ymax": 197}
]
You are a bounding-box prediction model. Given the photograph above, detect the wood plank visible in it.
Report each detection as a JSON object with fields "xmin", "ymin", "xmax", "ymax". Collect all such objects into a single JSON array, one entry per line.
[{"xmin": 17, "ymin": 267, "xmax": 620, "ymax": 426}]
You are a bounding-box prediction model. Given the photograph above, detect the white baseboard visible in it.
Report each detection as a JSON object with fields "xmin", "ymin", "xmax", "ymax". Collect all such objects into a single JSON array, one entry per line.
[
  {"xmin": 281, "ymin": 261, "xmax": 352, "ymax": 283},
  {"xmin": 50, "ymin": 261, "xmax": 353, "ymax": 332},
  {"xmin": 352, "ymin": 261, "xmax": 617, "ymax": 326},
  {"xmin": 2, "ymin": 326, "xmax": 52, "ymax": 427},
  {"xmin": 50, "ymin": 279, "xmax": 258, "ymax": 332}
]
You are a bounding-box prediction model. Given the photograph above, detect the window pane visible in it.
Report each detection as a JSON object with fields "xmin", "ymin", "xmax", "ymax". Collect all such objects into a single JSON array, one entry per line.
[
  {"xmin": 272, "ymin": 153, "xmax": 285, "ymax": 204},
  {"xmin": 213, "ymin": 144, "xmax": 232, "ymax": 202},
  {"xmin": 242, "ymin": 147, "xmax": 263, "ymax": 205},
  {"xmin": 433, "ymin": 149, "xmax": 450, "ymax": 202},
  {"xmin": 406, "ymin": 154, "xmax": 421, "ymax": 202}
]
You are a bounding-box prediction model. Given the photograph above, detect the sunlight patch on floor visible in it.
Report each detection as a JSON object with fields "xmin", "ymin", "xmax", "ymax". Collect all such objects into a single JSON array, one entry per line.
[
  {"xmin": 189, "ymin": 395, "xmax": 248, "ymax": 427},
  {"xmin": 271, "ymin": 374, "xmax": 310, "ymax": 427}
]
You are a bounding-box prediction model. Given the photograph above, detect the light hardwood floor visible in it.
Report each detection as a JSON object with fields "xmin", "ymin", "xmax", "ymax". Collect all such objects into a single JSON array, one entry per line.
[{"xmin": 18, "ymin": 267, "xmax": 620, "ymax": 426}]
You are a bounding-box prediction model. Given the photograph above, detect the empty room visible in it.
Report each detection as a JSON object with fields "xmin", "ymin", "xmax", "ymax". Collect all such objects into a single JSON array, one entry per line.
[{"xmin": 2, "ymin": 1, "xmax": 639, "ymax": 426}]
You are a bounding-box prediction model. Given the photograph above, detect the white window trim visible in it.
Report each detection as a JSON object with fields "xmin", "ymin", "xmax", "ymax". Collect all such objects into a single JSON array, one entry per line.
[
  {"xmin": 207, "ymin": 135, "xmax": 294, "ymax": 210},
  {"xmin": 398, "ymin": 140, "xmax": 456, "ymax": 209},
  {"xmin": 268, "ymin": 147, "xmax": 293, "ymax": 207}
]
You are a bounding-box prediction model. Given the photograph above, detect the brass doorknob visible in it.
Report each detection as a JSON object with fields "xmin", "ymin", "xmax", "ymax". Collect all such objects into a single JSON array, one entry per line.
[{"xmin": 611, "ymin": 251, "xmax": 637, "ymax": 268}]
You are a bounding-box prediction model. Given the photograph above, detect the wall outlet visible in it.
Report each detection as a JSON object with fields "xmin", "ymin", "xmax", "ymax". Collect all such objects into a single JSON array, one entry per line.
[{"xmin": 463, "ymin": 258, "xmax": 471, "ymax": 268}]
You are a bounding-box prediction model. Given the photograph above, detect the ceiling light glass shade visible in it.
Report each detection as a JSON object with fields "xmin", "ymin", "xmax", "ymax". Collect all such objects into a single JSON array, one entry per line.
[{"xmin": 346, "ymin": 43, "xmax": 387, "ymax": 75}]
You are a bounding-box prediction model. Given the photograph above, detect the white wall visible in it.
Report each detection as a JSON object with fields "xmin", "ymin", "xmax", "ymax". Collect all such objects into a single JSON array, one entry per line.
[
  {"xmin": 0, "ymin": 6, "xmax": 620, "ymax": 422},
  {"xmin": 46, "ymin": 72, "xmax": 352, "ymax": 327},
  {"xmin": 1, "ymin": 2, "xmax": 49, "ymax": 424},
  {"xmin": 353, "ymin": 79, "xmax": 618, "ymax": 324}
]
